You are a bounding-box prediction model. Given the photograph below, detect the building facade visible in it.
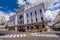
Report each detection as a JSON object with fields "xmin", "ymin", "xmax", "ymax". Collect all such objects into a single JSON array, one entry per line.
[
  {"xmin": 0, "ymin": 16, "xmax": 7, "ymax": 31},
  {"xmin": 53, "ymin": 10, "xmax": 60, "ymax": 31},
  {"xmin": 8, "ymin": 3, "xmax": 49, "ymax": 32}
]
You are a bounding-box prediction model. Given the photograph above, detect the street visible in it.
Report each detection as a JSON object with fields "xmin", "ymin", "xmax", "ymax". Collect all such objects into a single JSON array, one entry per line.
[
  {"xmin": 1, "ymin": 36, "xmax": 59, "ymax": 40},
  {"xmin": 0, "ymin": 31, "xmax": 60, "ymax": 40}
]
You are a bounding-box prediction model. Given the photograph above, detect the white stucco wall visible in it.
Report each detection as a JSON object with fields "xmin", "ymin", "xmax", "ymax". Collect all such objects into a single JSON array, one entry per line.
[
  {"xmin": 8, "ymin": 3, "xmax": 45, "ymax": 27},
  {"xmin": 25, "ymin": 3, "xmax": 45, "ymax": 24}
]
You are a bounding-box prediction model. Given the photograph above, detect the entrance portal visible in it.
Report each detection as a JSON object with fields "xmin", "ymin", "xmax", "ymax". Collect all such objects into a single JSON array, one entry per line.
[{"xmin": 18, "ymin": 26, "xmax": 25, "ymax": 32}]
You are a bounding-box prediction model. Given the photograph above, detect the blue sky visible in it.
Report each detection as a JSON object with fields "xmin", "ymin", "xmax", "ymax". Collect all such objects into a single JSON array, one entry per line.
[
  {"xmin": 0, "ymin": 0, "xmax": 60, "ymax": 21},
  {"xmin": 0, "ymin": 0, "xmax": 19, "ymax": 13}
]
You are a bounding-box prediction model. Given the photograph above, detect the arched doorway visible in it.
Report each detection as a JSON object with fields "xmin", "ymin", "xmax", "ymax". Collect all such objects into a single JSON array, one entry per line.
[
  {"xmin": 18, "ymin": 15, "xmax": 25, "ymax": 32},
  {"xmin": 18, "ymin": 26, "xmax": 25, "ymax": 32},
  {"xmin": 18, "ymin": 15, "xmax": 24, "ymax": 24},
  {"xmin": 19, "ymin": 15, "xmax": 23, "ymax": 19}
]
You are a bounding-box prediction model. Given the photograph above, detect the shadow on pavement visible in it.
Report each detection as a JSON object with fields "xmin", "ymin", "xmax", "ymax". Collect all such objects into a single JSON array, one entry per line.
[{"xmin": 0, "ymin": 33, "xmax": 6, "ymax": 36}]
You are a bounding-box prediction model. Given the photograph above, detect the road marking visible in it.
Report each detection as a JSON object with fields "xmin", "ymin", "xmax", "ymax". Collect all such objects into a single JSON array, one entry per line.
[
  {"xmin": 0, "ymin": 33, "xmax": 59, "ymax": 38},
  {"xmin": 13, "ymin": 34, "xmax": 16, "ymax": 37},
  {"xmin": 16, "ymin": 34, "xmax": 19, "ymax": 37},
  {"xmin": 0, "ymin": 36, "xmax": 4, "ymax": 38},
  {"xmin": 9, "ymin": 35, "xmax": 13, "ymax": 38},
  {"xmin": 23, "ymin": 34, "xmax": 26, "ymax": 37},
  {"xmin": 4, "ymin": 35, "xmax": 10, "ymax": 38},
  {"xmin": 31, "ymin": 33, "xmax": 59, "ymax": 38},
  {"xmin": 20, "ymin": 34, "xmax": 23, "ymax": 37}
]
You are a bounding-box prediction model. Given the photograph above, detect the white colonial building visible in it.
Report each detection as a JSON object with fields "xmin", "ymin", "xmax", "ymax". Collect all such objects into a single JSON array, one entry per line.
[
  {"xmin": 0, "ymin": 16, "xmax": 8, "ymax": 31},
  {"xmin": 8, "ymin": 3, "xmax": 49, "ymax": 32},
  {"xmin": 52, "ymin": 10, "xmax": 60, "ymax": 31}
]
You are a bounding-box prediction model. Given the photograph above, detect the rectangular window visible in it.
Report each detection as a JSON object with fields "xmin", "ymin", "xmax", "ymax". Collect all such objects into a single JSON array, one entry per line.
[
  {"xmin": 35, "ymin": 11, "xmax": 37, "ymax": 17},
  {"xmin": 31, "ymin": 13, "xmax": 32, "ymax": 20},
  {"xmin": 31, "ymin": 13, "xmax": 32, "ymax": 16},
  {"xmin": 40, "ymin": 9, "xmax": 42, "ymax": 13},
  {"xmin": 27, "ymin": 19, "xmax": 29, "ymax": 23},
  {"xmin": 36, "ymin": 18, "xmax": 37, "ymax": 22},
  {"xmin": 27, "ymin": 14, "xmax": 28, "ymax": 17},
  {"xmin": 35, "ymin": 11, "xmax": 37, "ymax": 15},
  {"xmin": 41, "ymin": 17, "xmax": 43, "ymax": 20},
  {"xmin": 31, "ymin": 19, "xmax": 33, "ymax": 23},
  {"xmin": 40, "ymin": 9, "xmax": 43, "ymax": 17}
]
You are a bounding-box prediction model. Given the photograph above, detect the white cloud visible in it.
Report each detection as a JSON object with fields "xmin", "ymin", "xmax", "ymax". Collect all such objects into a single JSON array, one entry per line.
[
  {"xmin": 45, "ymin": 9, "xmax": 60, "ymax": 21},
  {"xmin": 17, "ymin": 0, "xmax": 59, "ymax": 7},
  {"xmin": 0, "ymin": 11, "xmax": 9, "ymax": 17},
  {"xmin": 47, "ymin": 0, "xmax": 60, "ymax": 10},
  {"xmin": 6, "ymin": 12, "xmax": 16, "ymax": 21},
  {"xmin": 17, "ymin": 0, "xmax": 60, "ymax": 12},
  {"xmin": 26, "ymin": 0, "xmax": 49, "ymax": 7},
  {"xmin": 44, "ymin": 9, "xmax": 60, "ymax": 25},
  {"xmin": 44, "ymin": 10, "xmax": 52, "ymax": 21},
  {"xmin": 17, "ymin": 0, "xmax": 26, "ymax": 7},
  {"xmin": 0, "ymin": 11, "xmax": 9, "ymax": 21},
  {"xmin": 0, "ymin": 11, "xmax": 16, "ymax": 21},
  {"xmin": 9, "ymin": 12, "xmax": 16, "ymax": 16}
]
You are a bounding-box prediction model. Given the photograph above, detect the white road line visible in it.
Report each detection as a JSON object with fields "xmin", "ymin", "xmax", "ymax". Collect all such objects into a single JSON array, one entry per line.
[
  {"xmin": 35, "ymin": 34, "xmax": 38, "ymax": 36},
  {"xmin": 0, "ymin": 36, "xmax": 4, "ymax": 38},
  {"xmin": 31, "ymin": 33, "xmax": 59, "ymax": 38},
  {"xmin": 45, "ymin": 34, "xmax": 50, "ymax": 37},
  {"xmin": 23, "ymin": 34, "xmax": 26, "ymax": 37},
  {"xmin": 13, "ymin": 34, "xmax": 16, "ymax": 37},
  {"xmin": 38, "ymin": 34, "xmax": 41, "ymax": 36},
  {"xmin": 16, "ymin": 34, "xmax": 19, "ymax": 37},
  {"xmin": 0, "ymin": 34, "xmax": 26, "ymax": 38},
  {"xmin": 4, "ymin": 35, "xmax": 10, "ymax": 38},
  {"xmin": 31, "ymin": 33, "xmax": 34, "ymax": 36},
  {"xmin": 9, "ymin": 35, "xmax": 13, "ymax": 38},
  {"xmin": 1, "ymin": 35, "xmax": 6, "ymax": 38},
  {"xmin": 20, "ymin": 34, "xmax": 23, "ymax": 37},
  {"xmin": 0, "ymin": 33, "xmax": 59, "ymax": 38}
]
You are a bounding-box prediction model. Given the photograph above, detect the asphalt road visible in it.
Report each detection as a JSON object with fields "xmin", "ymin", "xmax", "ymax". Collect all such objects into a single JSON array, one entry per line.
[
  {"xmin": 0, "ymin": 36, "xmax": 59, "ymax": 40},
  {"xmin": 0, "ymin": 31, "xmax": 60, "ymax": 40}
]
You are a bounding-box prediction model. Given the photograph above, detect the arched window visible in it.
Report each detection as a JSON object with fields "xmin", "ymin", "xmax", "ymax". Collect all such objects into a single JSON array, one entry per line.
[
  {"xmin": 40, "ymin": 9, "xmax": 42, "ymax": 13},
  {"xmin": 19, "ymin": 15, "xmax": 24, "ymax": 24},
  {"xmin": 35, "ymin": 11, "xmax": 37, "ymax": 15},
  {"xmin": 19, "ymin": 15, "xmax": 23, "ymax": 19},
  {"xmin": 30, "ymin": 12, "xmax": 32, "ymax": 18},
  {"xmin": 35, "ymin": 11, "xmax": 37, "ymax": 17}
]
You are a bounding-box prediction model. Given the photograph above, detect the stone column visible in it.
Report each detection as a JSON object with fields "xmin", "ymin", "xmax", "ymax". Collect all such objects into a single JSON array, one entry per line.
[{"xmin": 15, "ymin": 15, "xmax": 18, "ymax": 25}]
